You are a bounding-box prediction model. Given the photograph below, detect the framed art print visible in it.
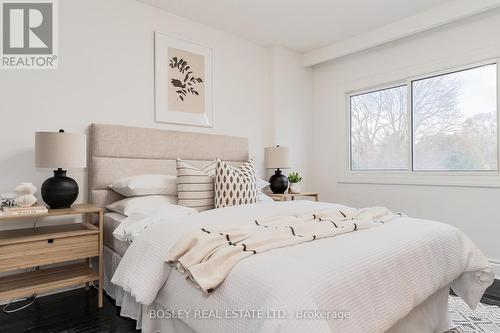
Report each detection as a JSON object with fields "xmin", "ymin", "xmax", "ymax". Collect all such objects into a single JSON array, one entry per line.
[{"xmin": 154, "ymin": 32, "xmax": 213, "ymax": 127}]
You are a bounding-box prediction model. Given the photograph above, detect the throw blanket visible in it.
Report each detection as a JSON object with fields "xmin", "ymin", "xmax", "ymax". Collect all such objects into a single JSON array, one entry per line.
[{"xmin": 167, "ymin": 206, "xmax": 401, "ymax": 293}]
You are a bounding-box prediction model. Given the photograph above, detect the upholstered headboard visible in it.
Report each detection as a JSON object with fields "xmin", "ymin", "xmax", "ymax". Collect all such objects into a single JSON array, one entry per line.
[{"xmin": 89, "ymin": 123, "xmax": 249, "ymax": 208}]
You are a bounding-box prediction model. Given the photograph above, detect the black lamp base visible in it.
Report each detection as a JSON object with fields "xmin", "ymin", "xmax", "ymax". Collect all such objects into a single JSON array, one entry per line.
[
  {"xmin": 41, "ymin": 169, "xmax": 79, "ymax": 209},
  {"xmin": 269, "ymin": 169, "xmax": 288, "ymax": 194}
]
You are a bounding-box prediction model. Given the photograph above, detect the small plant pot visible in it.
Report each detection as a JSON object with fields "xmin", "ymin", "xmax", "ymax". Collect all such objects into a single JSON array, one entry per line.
[{"xmin": 289, "ymin": 183, "xmax": 301, "ymax": 194}]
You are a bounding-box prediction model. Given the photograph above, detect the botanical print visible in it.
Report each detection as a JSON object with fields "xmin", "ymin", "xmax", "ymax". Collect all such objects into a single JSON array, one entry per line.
[
  {"xmin": 167, "ymin": 47, "xmax": 205, "ymax": 114},
  {"xmin": 155, "ymin": 32, "xmax": 213, "ymax": 127}
]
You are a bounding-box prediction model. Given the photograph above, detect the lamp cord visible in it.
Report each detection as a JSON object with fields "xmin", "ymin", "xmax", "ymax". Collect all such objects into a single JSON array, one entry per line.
[{"xmin": 2, "ymin": 295, "xmax": 37, "ymax": 313}]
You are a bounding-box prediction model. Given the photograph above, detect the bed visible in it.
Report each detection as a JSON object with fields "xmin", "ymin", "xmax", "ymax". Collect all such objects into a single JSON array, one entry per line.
[{"xmin": 89, "ymin": 123, "xmax": 494, "ymax": 333}]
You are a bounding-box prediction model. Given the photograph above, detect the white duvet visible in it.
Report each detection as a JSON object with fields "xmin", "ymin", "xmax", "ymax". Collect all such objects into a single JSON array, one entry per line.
[{"xmin": 111, "ymin": 201, "xmax": 494, "ymax": 333}]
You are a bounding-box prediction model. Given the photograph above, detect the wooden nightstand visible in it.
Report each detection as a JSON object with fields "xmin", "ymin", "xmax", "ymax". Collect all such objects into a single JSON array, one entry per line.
[
  {"xmin": 0, "ymin": 204, "xmax": 104, "ymax": 308},
  {"xmin": 267, "ymin": 192, "xmax": 319, "ymax": 202}
]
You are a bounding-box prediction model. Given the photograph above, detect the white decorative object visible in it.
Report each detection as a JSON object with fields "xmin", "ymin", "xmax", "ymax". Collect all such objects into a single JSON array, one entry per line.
[
  {"xmin": 289, "ymin": 183, "xmax": 301, "ymax": 194},
  {"xmin": 155, "ymin": 31, "xmax": 213, "ymax": 127},
  {"xmin": 15, "ymin": 182, "xmax": 37, "ymax": 195},
  {"xmin": 14, "ymin": 182, "xmax": 37, "ymax": 207}
]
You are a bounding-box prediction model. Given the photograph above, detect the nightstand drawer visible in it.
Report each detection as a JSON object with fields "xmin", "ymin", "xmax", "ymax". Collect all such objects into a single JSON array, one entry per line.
[{"xmin": 0, "ymin": 233, "xmax": 99, "ymax": 273}]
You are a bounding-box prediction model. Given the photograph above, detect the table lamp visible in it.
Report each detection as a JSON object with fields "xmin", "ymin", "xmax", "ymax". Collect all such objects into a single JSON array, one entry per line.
[
  {"xmin": 265, "ymin": 145, "xmax": 290, "ymax": 194},
  {"xmin": 35, "ymin": 129, "xmax": 87, "ymax": 208}
]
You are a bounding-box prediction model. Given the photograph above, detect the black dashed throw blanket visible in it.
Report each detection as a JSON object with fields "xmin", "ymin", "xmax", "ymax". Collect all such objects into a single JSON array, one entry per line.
[{"xmin": 166, "ymin": 206, "xmax": 402, "ymax": 293}]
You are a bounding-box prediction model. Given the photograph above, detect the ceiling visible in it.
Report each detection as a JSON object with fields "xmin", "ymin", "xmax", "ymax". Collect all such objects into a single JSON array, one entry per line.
[{"xmin": 139, "ymin": 0, "xmax": 454, "ymax": 52}]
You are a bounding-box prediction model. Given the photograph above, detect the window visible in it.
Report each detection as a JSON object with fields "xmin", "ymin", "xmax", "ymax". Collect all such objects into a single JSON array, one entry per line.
[
  {"xmin": 412, "ymin": 64, "xmax": 497, "ymax": 171},
  {"xmin": 350, "ymin": 86, "xmax": 408, "ymax": 171},
  {"xmin": 349, "ymin": 62, "xmax": 498, "ymax": 173}
]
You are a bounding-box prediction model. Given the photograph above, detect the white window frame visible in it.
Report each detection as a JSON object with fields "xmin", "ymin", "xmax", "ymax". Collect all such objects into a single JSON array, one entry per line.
[{"xmin": 342, "ymin": 59, "xmax": 500, "ymax": 188}]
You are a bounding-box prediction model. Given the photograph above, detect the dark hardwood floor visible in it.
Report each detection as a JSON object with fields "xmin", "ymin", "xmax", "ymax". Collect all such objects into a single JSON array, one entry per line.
[
  {"xmin": 0, "ymin": 288, "xmax": 137, "ymax": 333},
  {"xmin": 0, "ymin": 280, "xmax": 499, "ymax": 333},
  {"xmin": 482, "ymin": 278, "xmax": 500, "ymax": 306}
]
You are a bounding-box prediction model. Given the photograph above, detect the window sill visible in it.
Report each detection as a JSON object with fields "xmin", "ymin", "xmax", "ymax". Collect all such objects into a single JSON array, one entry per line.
[{"xmin": 338, "ymin": 175, "xmax": 500, "ymax": 188}]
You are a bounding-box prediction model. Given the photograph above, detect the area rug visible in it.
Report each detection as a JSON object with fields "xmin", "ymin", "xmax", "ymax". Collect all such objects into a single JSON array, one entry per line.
[{"xmin": 446, "ymin": 296, "xmax": 500, "ymax": 332}]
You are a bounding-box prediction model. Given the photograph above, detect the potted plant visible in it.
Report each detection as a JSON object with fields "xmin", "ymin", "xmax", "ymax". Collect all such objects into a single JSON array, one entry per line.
[{"xmin": 288, "ymin": 172, "xmax": 303, "ymax": 194}]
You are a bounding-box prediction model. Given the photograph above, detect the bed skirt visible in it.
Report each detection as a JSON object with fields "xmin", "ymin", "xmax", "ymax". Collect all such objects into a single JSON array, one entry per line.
[{"xmin": 103, "ymin": 246, "xmax": 453, "ymax": 333}]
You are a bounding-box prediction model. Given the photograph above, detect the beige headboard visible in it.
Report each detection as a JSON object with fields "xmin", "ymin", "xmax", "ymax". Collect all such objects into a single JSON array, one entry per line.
[{"xmin": 89, "ymin": 123, "xmax": 249, "ymax": 208}]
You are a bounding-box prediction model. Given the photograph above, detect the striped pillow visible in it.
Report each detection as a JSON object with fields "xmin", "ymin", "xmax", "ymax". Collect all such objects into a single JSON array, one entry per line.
[
  {"xmin": 215, "ymin": 159, "xmax": 257, "ymax": 208},
  {"xmin": 176, "ymin": 159, "xmax": 216, "ymax": 211}
]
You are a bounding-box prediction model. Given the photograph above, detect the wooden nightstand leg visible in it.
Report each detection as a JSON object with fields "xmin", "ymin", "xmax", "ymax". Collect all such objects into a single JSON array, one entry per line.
[
  {"xmin": 98, "ymin": 211, "xmax": 104, "ymax": 308},
  {"xmin": 85, "ymin": 212, "xmax": 91, "ymax": 291},
  {"xmin": 85, "ymin": 258, "xmax": 90, "ymax": 290},
  {"xmin": 315, "ymin": 194, "xmax": 319, "ymax": 202}
]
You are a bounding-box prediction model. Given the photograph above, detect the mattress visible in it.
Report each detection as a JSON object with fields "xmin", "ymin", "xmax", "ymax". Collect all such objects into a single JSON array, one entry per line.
[{"xmin": 103, "ymin": 212, "xmax": 129, "ymax": 257}]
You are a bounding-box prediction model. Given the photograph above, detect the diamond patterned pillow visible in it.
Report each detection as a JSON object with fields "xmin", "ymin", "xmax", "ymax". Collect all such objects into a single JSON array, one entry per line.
[{"xmin": 215, "ymin": 159, "xmax": 258, "ymax": 208}]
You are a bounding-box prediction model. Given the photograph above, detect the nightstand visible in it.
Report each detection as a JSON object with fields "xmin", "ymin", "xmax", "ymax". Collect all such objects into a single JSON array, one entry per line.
[
  {"xmin": 0, "ymin": 204, "xmax": 104, "ymax": 308},
  {"xmin": 267, "ymin": 192, "xmax": 319, "ymax": 202}
]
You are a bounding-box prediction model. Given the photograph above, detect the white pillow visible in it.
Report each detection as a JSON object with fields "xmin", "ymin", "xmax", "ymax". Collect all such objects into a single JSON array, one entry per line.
[
  {"xmin": 257, "ymin": 178, "xmax": 270, "ymax": 190},
  {"xmin": 106, "ymin": 195, "xmax": 177, "ymax": 216},
  {"xmin": 256, "ymin": 178, "xmax": 270, "ymax": 201},
  {"xmin": 260, "ymin": 194, "xmax": 274, "ymax": 202},
  {"xmin": 109, "ymin": 174, "xmax": 177, "ymax": 197},
  {"xmin": 113, "ymin": 205, "xmax": 198, "ymax": 242}
]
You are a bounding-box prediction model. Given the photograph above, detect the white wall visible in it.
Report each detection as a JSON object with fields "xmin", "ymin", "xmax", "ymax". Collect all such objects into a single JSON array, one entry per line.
[
  {"xmin": 0, "ymin": 0, "xmax": 276, "ymax": 229},
  {"xmin": 311, "ymin": 8, "xmax": 500, "ymax": 276},
  {"xmin": 268, "ymin": 46, "xmax": 313, "ymax": 189}
]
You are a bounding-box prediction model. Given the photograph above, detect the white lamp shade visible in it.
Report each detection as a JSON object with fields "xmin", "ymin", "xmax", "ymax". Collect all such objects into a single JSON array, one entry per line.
[
  {"xmin": 35, "ymin": 131, "xmax": 87, "ymax": 169},
  {"xmin": 265, "ymin": 146, "xmax": 290, "ymax": 169}
]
